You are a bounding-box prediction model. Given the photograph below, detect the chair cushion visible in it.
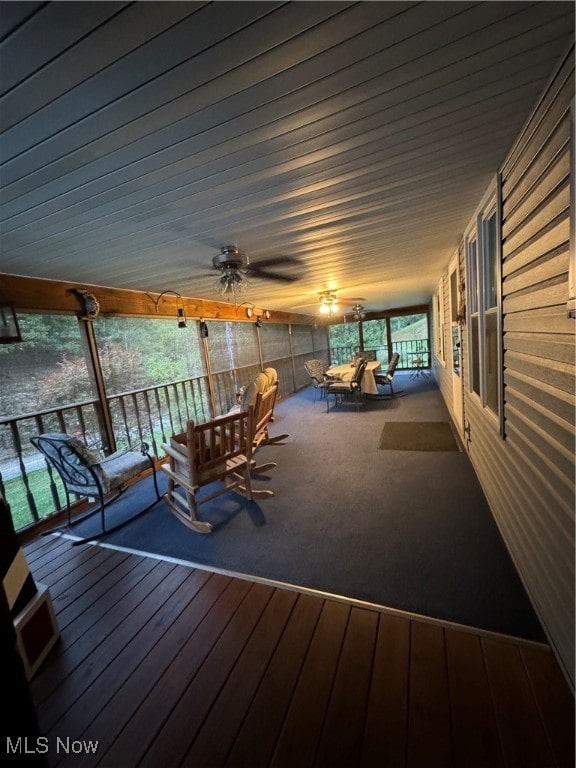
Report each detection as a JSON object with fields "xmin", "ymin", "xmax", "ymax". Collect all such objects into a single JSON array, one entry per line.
[
  {"xmin": 100, "ymin": 449, "xmax": 152, "ymax": 491},
  {"xmin": 327, "ymin": 382, "xmax": 356, "ymax": 392},
  {"xmin": 263, "ymin": 367, "xmax": 278, "ymax": 386},
  {"xmin": 65, "ymin": 435, "xmax": 102, "ymax": 467},
  {"xmin": 241, "ymin": 372, "xmax": 269, "ymax": 410}
]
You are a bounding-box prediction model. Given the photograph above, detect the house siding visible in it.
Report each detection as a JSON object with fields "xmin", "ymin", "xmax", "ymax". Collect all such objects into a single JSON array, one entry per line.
[{"xmin": 436, "ymin": 45, "xmax": 575, "ymax": 689}]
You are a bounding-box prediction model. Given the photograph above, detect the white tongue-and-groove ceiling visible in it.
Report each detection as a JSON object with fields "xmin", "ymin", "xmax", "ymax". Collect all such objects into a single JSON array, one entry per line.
[{"xmin": 1, "ymin": 1, "xmax": 574, "ymax": 314}]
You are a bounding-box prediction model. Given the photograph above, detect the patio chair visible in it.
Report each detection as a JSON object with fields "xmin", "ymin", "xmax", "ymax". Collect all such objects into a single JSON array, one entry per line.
[
  {"xmin": 304, "ymin": 359, "xmax": 335, "ymax": 401},
  {"xmin": 227, "ymin": 367, "xmax": 289, "ymax": 450},
  {"xmin": 30, "ymin": 433, "xmax": 161, "ymax": 545},
  {"xmin": 409, "ymin": 348, "xmax": 430, "ymax": 379},
  {"xmin": 373, "ymin": 352, "xmax": 404, "ymax": 398},
  {"xmin": 161, "ymin": 408, "xmax": 273, "ymax": 533},
  {"xmin": 325, "ymin": 358, "xmax": 368, "ymax": 412},
  {"xmin": 244, "ymin": 368, "xmax": 288, "ymax": 447}
]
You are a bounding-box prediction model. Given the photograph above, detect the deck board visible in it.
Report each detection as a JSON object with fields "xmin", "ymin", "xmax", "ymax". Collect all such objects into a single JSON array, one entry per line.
[
  {"xmin": 521, "ymin": 645, "xmax": 576, "ymax": 768},
  {"xmin": 22, "ymin": 536, "xmax": 575, "ymax": 768},
  {"xmin": 482, "ymin": 638, "xmax": 558, "ymax": 768},
  {"xmin": 185, "ymin": 588, "xmax": 299, "ymax": 767},
  {"xmin": 407, "ymin": 622, "xmax": 453, "ymax": 768},
  {"xmin": 225, "ymin": 593, "xmax": 325, "ymax": 768},
  {"xmin": 313, "ymin": 606, "xmax": 377, "ymax": 768},
  {"xmin": 447, "ymin": 630, "xmax": 503, "ymax": 768},
  {"xmin": 271, "ymin": 600, "xmax": 350, "ymax": 768},
  {"xmin": 360, "ymin": 613, "xmax": 410, "ymax": 768}
]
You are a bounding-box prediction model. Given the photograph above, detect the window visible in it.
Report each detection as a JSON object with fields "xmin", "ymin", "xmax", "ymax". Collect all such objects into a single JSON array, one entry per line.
[
  {"xmin": 361, "ymin": 318, "xmax": 387, "ymax": 360},
  {"xmin": 0, "ymin": 313, "xmax": 97, "ymax": 530},
  {"xmin": 328, "ymin": 322, "xmax": 360, "ymax": 363},
  {"xmin": 466, "ymin": 181, "xmax": 502, "ymax": 425},
  {"xmin": 93, "ymin": 315, "xmax": 205, "ymax": 391},
  {"xmin": 390, "ymin": 313, "xmax": 429, "ymax": 369},
  {"xmin": 0, "ymin": 313, "xmax": 94, "ymax": 419}
]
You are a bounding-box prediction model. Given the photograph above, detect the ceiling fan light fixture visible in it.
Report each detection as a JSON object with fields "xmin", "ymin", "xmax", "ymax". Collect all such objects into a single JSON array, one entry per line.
[
  {"xmin": 212, "ymin": 246, "xmax": 251, "ymax": 298},
  {"xmin": 319, "ymin": 301, "xmax": 338, "ymax": 315},
  {"xmin": 319, "ymin": 292, "xmax": 339, "ymax": 315},
  {"xmin": 214, "ymin": 267, "xmax": 249, "ymax": 296}
]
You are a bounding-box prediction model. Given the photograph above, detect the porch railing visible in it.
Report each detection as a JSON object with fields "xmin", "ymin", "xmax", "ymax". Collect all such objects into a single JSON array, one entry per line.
[
  {"xmin": 2, "ymin": 340, "xmax": 425, "ymax": 533},
  {"xmin": 0, "ymin": 364, "xmax": 288, "ymax": 533},
  {"xmin": 329, "ymin": 339, "xmax": 430, "ymax": 369}
]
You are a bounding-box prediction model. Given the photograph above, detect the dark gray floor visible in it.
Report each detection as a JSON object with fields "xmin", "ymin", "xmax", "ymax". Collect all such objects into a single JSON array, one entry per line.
[{"xmin": 70, "ymin": 373, "xmax": 545, "ymax": 641}]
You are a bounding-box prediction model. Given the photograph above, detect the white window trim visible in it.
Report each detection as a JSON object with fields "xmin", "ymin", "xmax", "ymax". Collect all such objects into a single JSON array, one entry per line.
[{"xmin": 464, "ymin": 176, "xmax": 503, "ymax": 434}]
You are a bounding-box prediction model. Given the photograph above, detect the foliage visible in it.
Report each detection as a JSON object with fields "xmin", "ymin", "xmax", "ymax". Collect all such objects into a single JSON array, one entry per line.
[
  {"xmin": 391, "ymin": 315, "xmax": 429, "ymax": 341},
  {"xmin": 0, "ymin": 313, "xmax": 82, "ymax": 356},
  {"xmin": 362, "ymin": 319, "xmax": 387, "ymax": 348},
  {"xmin": 35, "ymin": 354, "xmax": 95, "ymax": 410},
  {"xmin": 3, "ymin": 468, "xmax": 67, "ymax": 530},
  {"xmin": 94, "ymin": 316, "xmax": 204, "ymax": 391},
  {"xmin": 328, "ymin": 313, "xmax": 428, "ymax": 353},
  {"xmin": 328, "ymin": 322, "xmax": 360, "ymax": 349}
]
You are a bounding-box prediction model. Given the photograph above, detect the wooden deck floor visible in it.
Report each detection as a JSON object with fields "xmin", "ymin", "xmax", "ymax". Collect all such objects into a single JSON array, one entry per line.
[{"xmin": 24, "ymin": 534, "xmax": 574, "ymax": 768}]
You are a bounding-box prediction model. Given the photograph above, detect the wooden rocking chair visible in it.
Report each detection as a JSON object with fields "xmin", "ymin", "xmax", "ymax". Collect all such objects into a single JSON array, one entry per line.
[{"xmin": 160, "ymin": 408, "xmax": 273, "ymax": 534}]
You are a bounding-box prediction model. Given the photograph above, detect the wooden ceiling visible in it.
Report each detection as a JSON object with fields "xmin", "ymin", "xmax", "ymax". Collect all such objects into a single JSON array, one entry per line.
[{"xmin": 1, "ymin": 1, "xmax": 574, "ymax": 315}]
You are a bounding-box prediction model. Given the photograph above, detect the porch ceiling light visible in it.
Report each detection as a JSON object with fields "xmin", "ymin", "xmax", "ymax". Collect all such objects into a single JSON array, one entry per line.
[
  {"xmin": 214, "ymin": 265, "xmax": 249, "ymax": 297},
  {"xmin": 236, "ymin": 302, "xmax": 271, "ymax": 320}
]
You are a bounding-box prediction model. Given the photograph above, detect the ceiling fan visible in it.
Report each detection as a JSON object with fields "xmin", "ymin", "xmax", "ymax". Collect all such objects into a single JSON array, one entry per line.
[
  {"xmin": 210, "ymin": 245, "xmax": 301, "ymax": 296},
  {"xmin": 347, "ymin": 304, "xmax": 366, "ymax": 320},
  {"xmin": 291, "ymin": 290, "xmax": 366, "ymax": 315}
]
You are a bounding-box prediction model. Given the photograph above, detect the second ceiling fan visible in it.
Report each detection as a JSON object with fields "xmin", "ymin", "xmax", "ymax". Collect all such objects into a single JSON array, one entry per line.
[{"xmin": 291, "ymin": 290, "xmax": 366, "ymax": 315}]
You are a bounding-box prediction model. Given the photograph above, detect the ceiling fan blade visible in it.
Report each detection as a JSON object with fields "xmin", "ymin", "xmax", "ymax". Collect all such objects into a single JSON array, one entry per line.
[
  {"xmin": 338, "ymin": 296, "xmax": 366, "ymax": 303},
  {"xmin": 248, "ymin": 268, "xmax": 299, "ymax": 282},
  {"xmin": 247, "ymin": 255, "xmax": 301, "ymax": 270}
]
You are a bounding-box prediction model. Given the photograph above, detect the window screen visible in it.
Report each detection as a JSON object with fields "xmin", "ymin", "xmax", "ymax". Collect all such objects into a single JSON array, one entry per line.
[
  {"xmin": 259, "ymin": 323, "xmax": 291, "ymax": 361},
  {"xmin": 291, "ymin": 324, "xmax": 314, "ymax": 355},
  {"xmin": 206, "ymin": 321, "xmax": 259, "ymax": 373},
  {"xmin": 93, "ymin": 316, "xmax": 205, "ymax": 394}
]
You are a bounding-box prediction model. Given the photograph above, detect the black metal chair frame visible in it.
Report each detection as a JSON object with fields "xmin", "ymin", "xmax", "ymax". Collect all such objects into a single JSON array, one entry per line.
[
  {"xmin": 304, "ymin": 359, "xmax": 332, "ymax": 402},
  {"xmin": 325, "ymin": 358, "xmax": 368, "ymax": 412},
  {"xmin": 31, "ymin": 434, "xmax": 161, "ymax": 546},
  {"xmin": 371, "ymin": 352, "xmax": 404, "ymax": 399}
]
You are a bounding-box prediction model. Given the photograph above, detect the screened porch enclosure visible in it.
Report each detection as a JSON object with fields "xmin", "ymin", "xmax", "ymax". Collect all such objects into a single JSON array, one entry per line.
[
  {"xmin": 0, "ymin": 312, "xmax": 329, "ymax": 531},
  {"xmin": 1, "ymin": 305, "xmax": 432, "ymax": 533}
]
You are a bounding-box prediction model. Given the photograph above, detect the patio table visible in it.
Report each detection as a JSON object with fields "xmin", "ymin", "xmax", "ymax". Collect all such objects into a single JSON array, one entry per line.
[{"xmin": 326, "ymin": 360, "xmax": 382, "ymax": 396}]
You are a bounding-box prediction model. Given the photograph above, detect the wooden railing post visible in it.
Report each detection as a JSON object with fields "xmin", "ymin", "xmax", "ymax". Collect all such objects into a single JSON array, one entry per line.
[
  {"xmin": 78, "ymin": 318, "xmax": 116, "ymax": 454},
  {"xmin": 200, "ymin": 323, "xmax": 217, "ymax": 419}
]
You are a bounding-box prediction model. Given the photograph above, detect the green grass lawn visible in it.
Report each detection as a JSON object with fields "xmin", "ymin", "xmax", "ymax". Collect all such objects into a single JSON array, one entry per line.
[{"xmin": 3, "ymin": 469, "xmax": 66, "ymax": 532}]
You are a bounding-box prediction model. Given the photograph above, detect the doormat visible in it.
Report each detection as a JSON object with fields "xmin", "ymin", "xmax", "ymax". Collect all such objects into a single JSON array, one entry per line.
[{"xmin": 379, "ymin": 421, "xmax": 460, "ymax": 452}]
